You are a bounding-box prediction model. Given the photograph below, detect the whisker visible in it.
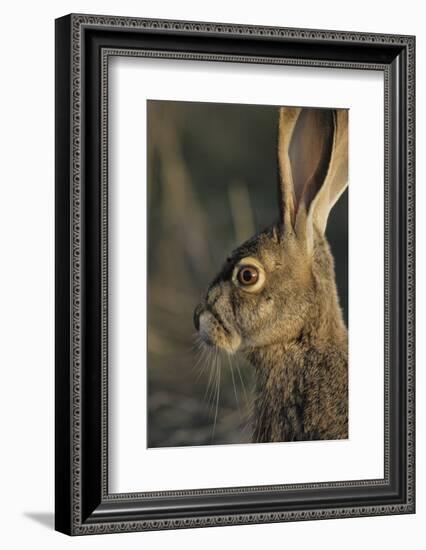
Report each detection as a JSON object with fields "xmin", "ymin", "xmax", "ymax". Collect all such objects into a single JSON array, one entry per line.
[
  {"xmin": 206, "ymin": 347, "xmax": 220, "ymax": 412},
  {"xmin": 235, "ymin": 360, "xmax": 249, "ymax": 409},
  {"xmin": 204, "ymin": 347, "xmax": 217, "ymax": 404},
  {"xmin": 210, "ymin": 350, "xmax": 220, "ymax": 417},
  {"xmin": 193, "ymin": 345, "xmax": 209, "ymax": 381},
  {"xmin": 211, "ymin": 354, "xmax": 221, "ymax": 441},
  {"xmin": 227, "ymin": 353, "xmax": 242, "ymax": 420},
  {"xmin": 191, "ymin": 333, "xmax": 205, "ymax": 354}
]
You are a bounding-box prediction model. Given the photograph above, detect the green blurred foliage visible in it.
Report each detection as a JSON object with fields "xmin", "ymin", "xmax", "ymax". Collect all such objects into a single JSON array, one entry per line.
[{"xmin": 147, "ymin": 100, "xmax": 348, "ymax": 448}]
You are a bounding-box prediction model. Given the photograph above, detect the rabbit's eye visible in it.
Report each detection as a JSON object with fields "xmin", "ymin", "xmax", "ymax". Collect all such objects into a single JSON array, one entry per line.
[
  {"xmin": 232, "ymin": 257, "xmax": 265, "ymax": 293},
  {"xmin": 237, "ymin": 266, "xmax": 259, "ymax": 286}
]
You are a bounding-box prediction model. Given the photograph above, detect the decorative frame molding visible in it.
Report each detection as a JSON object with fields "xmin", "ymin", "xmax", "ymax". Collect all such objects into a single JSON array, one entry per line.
[{"xmin": 55, "ymin": 13, "xmax": 415, "ymax": 535}]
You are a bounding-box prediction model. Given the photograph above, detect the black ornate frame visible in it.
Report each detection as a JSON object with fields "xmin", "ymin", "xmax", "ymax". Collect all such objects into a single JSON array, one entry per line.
[{"xmin": 55, "ymin": 13, "xmax": 415, "ymax": 535}]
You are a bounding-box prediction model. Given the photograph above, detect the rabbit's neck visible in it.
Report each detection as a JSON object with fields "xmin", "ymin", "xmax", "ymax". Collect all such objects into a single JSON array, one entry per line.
[{"xmin": 247, "ymin": 296, "xmax": 348, "ymax": 443}]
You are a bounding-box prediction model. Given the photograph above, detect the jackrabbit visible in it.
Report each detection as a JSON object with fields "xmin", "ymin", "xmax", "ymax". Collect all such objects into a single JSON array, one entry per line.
[{"xmin": 194, "ymin": 106, "xmax": 348, "ymax": 443}]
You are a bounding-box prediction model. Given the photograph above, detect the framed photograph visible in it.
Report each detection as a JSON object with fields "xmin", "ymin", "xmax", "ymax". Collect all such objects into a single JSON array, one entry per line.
[{"xmin": 55, "ymin": 14, "xmax": 415, "ymax": 535}]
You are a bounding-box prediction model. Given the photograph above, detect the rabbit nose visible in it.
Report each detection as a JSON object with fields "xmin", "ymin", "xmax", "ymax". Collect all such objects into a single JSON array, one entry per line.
[{"xmin": 193, "ymin": 303, "xmax": 204, "ymax": 331}]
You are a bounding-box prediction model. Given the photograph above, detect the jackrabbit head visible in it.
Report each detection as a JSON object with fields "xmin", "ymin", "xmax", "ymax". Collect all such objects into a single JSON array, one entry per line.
[{"xmin": 194, "ymin": 107, "xmax": 348, "ymax": 353}]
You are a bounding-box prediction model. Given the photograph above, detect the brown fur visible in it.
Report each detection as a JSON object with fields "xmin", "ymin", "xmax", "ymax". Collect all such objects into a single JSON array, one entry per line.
[
  {"xmin": 194, "ymin": 107, "xmax": 349, "ymax": 443},
  {"xmin": 248, "ymin": 231, "xmax": 348, "ymax": 442}
]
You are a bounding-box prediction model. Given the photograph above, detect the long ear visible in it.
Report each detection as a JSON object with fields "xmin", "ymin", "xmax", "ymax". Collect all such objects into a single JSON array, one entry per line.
[
  {"xmin": 309, "ymin": 109, "xmax": 348, "ymax": 233},
  {"xmin": 277, "ymin": 106, "xmax": 301, "ymax": 230},
  {"xmin": 278, "ymin": 107, "xmax": 348, "ymax": 239}
]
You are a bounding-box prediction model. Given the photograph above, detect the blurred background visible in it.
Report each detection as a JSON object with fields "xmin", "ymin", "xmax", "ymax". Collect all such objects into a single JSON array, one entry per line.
[{"xmin": 147, "ymin": 100, "xmax": 348, "ymax": 448}]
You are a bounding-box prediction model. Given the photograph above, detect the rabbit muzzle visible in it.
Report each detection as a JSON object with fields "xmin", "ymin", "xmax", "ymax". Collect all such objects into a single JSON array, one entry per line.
[{"xmin": 193, "ymin": 302, "xmax": 241, "ymax": 353}]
